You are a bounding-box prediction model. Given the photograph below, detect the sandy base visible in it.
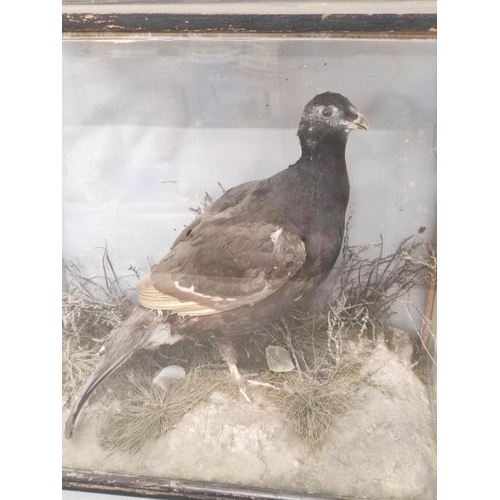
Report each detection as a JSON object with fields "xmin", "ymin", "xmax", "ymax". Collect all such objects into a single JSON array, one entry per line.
[{"xmin": 63, "ymin": 333, "xmax": 436, "ymax": 499}]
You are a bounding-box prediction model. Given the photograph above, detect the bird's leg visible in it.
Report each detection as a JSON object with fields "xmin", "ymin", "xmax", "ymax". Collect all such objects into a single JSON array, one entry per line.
[{"xmin": 218, "ymin": 342, "xmax": 251, "ymax": 403}]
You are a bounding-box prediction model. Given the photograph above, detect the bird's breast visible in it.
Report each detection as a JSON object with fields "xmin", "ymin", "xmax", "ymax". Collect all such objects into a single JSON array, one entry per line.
[{"xmin": 302, "ymin": 227, "xmax": 343, "ymax": 276}]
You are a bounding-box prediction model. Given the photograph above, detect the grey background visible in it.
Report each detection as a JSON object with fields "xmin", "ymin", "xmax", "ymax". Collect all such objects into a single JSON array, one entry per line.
[{"xmin": 62, "ymin": 37, "xmax": 436, "ymax": 334}]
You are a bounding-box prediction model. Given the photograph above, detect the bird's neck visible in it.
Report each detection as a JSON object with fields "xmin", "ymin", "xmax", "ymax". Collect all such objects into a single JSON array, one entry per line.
[
  {"xmin": 299, "ymin": 130, "xmax": 349, "ymax": 174},
  {"xmin": 293, "ymin": 129, "xmax": 350, "ymax": 214}
]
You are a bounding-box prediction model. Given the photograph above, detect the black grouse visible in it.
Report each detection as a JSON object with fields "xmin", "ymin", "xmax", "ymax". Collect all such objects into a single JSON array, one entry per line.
[{"xmin": 65, "ymin": 92, "xmax": 369, "ymax": 438}]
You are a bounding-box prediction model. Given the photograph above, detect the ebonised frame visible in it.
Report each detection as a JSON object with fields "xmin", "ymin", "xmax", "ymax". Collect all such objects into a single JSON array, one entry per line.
[
  {"xmin": 63, "ymin": 469, "xmax": 361, "ymax": 500},
  {"xmin": 62, "ymin": 12, "xmax": 436, "ymax": 35}
]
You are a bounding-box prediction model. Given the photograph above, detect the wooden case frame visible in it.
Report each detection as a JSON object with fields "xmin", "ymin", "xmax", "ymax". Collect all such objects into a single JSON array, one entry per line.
[{"xmin": 62, "ymin": 2, "xmax": 437, "ymax": 498}]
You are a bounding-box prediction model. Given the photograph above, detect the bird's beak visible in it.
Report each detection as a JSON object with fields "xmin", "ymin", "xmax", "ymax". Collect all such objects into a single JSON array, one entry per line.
[{"xmin": 352, "ymin": 113, "xmax": 369, "ymax": 130}]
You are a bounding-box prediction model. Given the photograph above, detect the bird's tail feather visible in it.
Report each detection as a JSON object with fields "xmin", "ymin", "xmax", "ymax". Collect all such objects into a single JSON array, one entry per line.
[{"xmin": 64, "ymin": 307, "xmax": 158, "ymax": 439}]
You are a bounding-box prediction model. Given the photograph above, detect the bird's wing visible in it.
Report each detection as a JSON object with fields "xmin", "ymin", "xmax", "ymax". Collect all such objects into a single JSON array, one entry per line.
[
  {"xmin": 170, "ymin": 181, "xmax": 260, "ymax": 251},
  {"xmin": 137, "ymin": 219, "xmax": 306, "ymax": 316}
]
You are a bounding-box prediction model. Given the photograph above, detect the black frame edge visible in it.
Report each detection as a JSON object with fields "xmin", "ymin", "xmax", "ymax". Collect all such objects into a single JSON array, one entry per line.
[
  {"xmin": 62, "ymin": 13, "xmax": 437, "ymax": 34},
  {"xmin": 62, "ymin": 469, "xmax": 360, "ymax": 500}
]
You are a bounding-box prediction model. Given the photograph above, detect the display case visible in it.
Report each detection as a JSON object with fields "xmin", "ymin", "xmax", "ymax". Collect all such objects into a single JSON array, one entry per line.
[{"xmin": 62, "ymin": 2, "xmax": 437, "ymax": 499}]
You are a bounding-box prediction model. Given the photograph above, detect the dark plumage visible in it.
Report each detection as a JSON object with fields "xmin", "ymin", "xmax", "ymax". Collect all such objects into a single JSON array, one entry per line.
[{"xmin": 65, "ymin": 92, "xmax": 369, "ymax": 438}]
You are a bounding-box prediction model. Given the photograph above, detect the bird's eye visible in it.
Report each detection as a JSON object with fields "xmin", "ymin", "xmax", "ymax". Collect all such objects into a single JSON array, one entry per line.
[{"xmin": 322, "ymin": 108, "xmax": 333, "ymax": 117}]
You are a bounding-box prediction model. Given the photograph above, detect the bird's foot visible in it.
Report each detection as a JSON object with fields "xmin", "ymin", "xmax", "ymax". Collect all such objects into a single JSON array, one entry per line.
[
  {"xmin": 246, "ymin": 379, "xmax": 278, "ymax": 390},
  {"xmin": 239, "ymin": 371, "xmax": 278, "ymax": 390},
  {"xmin": 238, "ymin": 376, "xmax": 279, "ymax": 403},
  {"xmin": 224, "ymin": 359, "xmax": 251, "ymax": 402},
  {"xmin": 218, "ymin": 343, "xmax": 276, "ymax": 403},
  {"xmin": 235, "ymin": 376, "xmax": 278, "ymax": 403}
]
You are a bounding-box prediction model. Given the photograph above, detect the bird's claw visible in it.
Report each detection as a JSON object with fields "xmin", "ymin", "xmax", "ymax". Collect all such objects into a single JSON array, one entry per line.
[{"xmin": 239, "ymin": 387, "xmax": 252, "ymax": 403}]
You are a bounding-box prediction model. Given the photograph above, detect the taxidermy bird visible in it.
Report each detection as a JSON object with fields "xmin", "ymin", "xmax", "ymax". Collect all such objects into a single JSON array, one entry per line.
[{"xmin": 65, "ymin": 92, "xmax": 369, "ymax": 439}]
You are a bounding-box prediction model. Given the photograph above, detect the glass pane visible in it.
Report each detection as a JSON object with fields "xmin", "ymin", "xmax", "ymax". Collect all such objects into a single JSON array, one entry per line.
[{"xmin": 62, "ymin": 35, "xmax": 436, "ymax": 499}]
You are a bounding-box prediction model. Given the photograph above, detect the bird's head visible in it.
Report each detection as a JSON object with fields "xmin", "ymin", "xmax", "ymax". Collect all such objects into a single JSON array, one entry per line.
[{"xmin": 298, "ymin": 92, "xmax": 369, "ymax": 155}]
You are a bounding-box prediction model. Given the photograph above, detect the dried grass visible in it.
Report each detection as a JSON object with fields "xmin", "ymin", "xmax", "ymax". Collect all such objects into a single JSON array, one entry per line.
[
  {"xmin": 98, "ymin": 370, "xmax": 227, "ymax": 454},
  {"xmin": 62, "ymin": 248, "xmax": 137, "ymax": 402},
  {"xmin": 260, "ymin": 307, "xmax": 363, "ymax": 450},
  {"xmin": 62, "ymin": 335, "xmax": 101, "ymax": 402},
  {"xmin": 276, "ymin": 364, "xmax": 360, "ymax": 451},
  {"xmin": 62, "ymin": 254, "xmax": 136, "ymax": 342}
]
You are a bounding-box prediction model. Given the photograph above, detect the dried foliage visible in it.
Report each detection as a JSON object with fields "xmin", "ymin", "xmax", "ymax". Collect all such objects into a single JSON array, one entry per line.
[
  {"xmin": 277, "ymin": 364, "xmax": 360, "ymax": 451},
  {"xmin": 62, "ymin": 247, "xmax": 137, "ymax": 403},
  {"xmin": 188, "ymin": 183, "xmax": 226, "ymax": 218},
  {"xmin": 327, "ymin": 221, "xmax": 436, "ymax": 343},
  {"xmin": 62, "ymin": 335, "xmax": 101, "ymax": 401},
  {"xmin": 98, "ymin": 371, "xmax": 226, "ymax": 455},
  {"xmin": 62, "ymin": 251, "xmax": 136, "ymax": 344},
  {"xmin": 260, "ymin": 307, "xmax": 362, "ymax": 450}
]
